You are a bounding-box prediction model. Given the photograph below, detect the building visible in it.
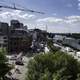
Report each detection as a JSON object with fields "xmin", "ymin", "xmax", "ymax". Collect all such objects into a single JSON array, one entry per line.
[
  {"xmin": 8, "ymin": 20, "xmax": 32, "ymax": 53},
  {"xmin": 0, "ymin": 35, "xmax": 8, "ymax": 47},
  {"xmin": 63, "ymin": 37, "xmax": 80, "ymax": 50},
  {"xmin": 0, "ymin": 22, "xmax": 9, "ymax": 48},
  {"xmin": 29, "ymin": 29, "xmax": 47, "ymax": 52},
  {"xmin": 0, "ymin": 20, "xmax": 47, "ymax": 53},
  {"xmin": 53, "ymin": 35, "xmax": 65, "ymax": 41},
  {"xmin": 30, "ymin": 29, "xmax": 47, "ymax": 42},
  {"xmin": 10, "ymin": 20, "xmax": 20, "ymax": 29}
]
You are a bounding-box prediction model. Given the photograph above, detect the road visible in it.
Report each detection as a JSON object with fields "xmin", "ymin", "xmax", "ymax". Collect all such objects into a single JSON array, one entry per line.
[
  {"xmin": 54, "ymin": 43, "xmax": 80, "ymax": 61},
  {"xmin": 16, "ymin": 57, "xmax": 29, "ymax": 80},
  {"xmin": 9, "ymin": 56, "xmax": 32, "ymax": 80}
]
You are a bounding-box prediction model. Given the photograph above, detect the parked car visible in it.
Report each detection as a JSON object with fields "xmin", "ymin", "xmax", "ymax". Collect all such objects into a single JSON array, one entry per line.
[{"xmin": 15, "ymin": 60, "xmax": 24, "ymax": 65}]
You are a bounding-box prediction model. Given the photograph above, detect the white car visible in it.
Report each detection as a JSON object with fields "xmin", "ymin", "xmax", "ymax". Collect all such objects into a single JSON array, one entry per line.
[{"xmin": 76, "ymin": 52, "xmax": 80, "ymax": 58}]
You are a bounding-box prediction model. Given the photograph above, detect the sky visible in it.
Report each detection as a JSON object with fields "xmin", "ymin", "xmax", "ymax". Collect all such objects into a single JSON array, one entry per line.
[{"xmin": 0, "ymin": 0, "xmax": 80, "ymax": 33}]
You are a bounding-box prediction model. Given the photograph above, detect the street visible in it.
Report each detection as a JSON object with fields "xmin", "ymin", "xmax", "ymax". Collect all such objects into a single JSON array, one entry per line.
[{"xmin": 6, "ymin": 55, "xmax": 32, "ymax": 80}]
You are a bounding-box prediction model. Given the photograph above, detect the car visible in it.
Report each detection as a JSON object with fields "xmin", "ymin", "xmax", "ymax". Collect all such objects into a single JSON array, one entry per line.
[
  {"xmin": 4, "ymin": 77, "xmax": 19, "ymax": 80},
  {"xmin": 15, "ymin": 60, "xmax": 24, "ymax": 65},
  {"xmin": 10, "ymin": 56, "xmax": 17, "ymax": 60}
]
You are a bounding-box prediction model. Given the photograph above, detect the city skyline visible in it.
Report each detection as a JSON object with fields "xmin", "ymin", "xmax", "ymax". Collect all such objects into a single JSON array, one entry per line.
[{"xmin": 0, "ymin": 0, "xmax": 80, "ymax": 33}]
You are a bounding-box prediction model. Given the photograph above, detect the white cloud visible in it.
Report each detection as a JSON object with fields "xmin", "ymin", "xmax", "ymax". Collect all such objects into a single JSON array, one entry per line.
[
  {"xmin": 37, "ymin": 17, "xmax": 63, "ymax": 23},
  {"xmin": 65, "ymin": 16, "xmax": 80, "ymax": 24},
  {"xmin": 28, "ymin": 15, "xmax": 36, "ymax": 18},
  {"xmin": 78, "ymin": 0, "xmax": 80, "ymax": 2},
  {"xmin": 36, "ymin": 16, "xmax": 80, "ymax": 24},
  {"xmin": 78, "ymin": 0, "xmax": 80, "ymax": 10},
  {"xmin": 78, "ymin": 3, "xmax": 80, "ymax": 7},
  {"xmin": 36, "ymin": 16, "xmax": 80, "ymax": 33},
  {"xmin": 0, "ymin": 10, "xmax": 36, "ymax": 21}
]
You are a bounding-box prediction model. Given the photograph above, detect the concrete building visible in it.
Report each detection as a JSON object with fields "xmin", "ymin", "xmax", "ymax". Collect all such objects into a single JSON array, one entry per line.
[
  {"xmin": 8, "ymin": 20, "xmax": 32, "ymax": 53},
  {"xmin": 53, "ymin": 35, "xmax": 65, "ymax": 42},
  {"xmin": 0, "ymin": 22, "xmax": 9, "ymax": 35},
  {"xmin": 10, "ymin": 20, "xmax": 20, "ymax": 29},
  {"xmin": 29, "ymin": 29, "xmax": 47, "ymax": 52},
  {"xmin": 0, "ymin": 22, "xmax": 9, "ymax": 48},
  {"xmin": 53, "ymin": 35, "xmax": 80, "ymax": 50},
  {"xmin": 0, "ymin": 35, "xmax": 8, "ymax": 47},
  {"xmin": 63, "ymin": 37, "xmax": 80, "ymax": 50}
]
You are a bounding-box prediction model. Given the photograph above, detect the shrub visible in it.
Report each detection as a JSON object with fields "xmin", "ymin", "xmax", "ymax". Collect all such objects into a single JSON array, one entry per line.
[
  {"xmin": 0, "ymin": 48, "xmax": 11, "ymax": 80},
  {"xmin": 26, "ymin": 51, "xmax": 80, "ymax": 80}
]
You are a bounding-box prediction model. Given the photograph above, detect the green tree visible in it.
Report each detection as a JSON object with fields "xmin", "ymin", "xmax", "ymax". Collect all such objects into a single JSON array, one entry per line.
[
  {"xmin": 26, "ymin": 51, "xmax": 80, "ymax": 80},
  {"xmin": 0, "ymin": 48, "xmax": 11, "ymax": 80},
  {"xmin": 47, "ymin": 39, "xmax": 60, "ymax": 52}
]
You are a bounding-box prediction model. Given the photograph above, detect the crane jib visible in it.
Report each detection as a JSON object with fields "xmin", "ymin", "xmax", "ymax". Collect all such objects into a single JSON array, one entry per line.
[{"xmin": 0, "ymin": 5, "xmax": 45, "ymax": 14}]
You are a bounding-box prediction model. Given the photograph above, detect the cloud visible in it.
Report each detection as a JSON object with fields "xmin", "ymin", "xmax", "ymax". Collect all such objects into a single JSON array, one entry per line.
[
  {"xmin": 36, "ymin": 16, "xmax": 80, "ymax": 24},
  {"xmin": 36, "ymin": 16, "xmax": 80, "ymax": 33},
  {"xmin": 0, "ymin": 10, "xmax": 36, "ymax": 23},
  {"xmin": 0, "ymin": 10, "xmax": 37, "ymax": 30},
  {"xmin": 78, "ymin": 3, "xmax": 80, "ymax": 7},
  {"xmin": 78, "ymin": 0, "xmax": 80, "ymax": 10},
  {"xmin": 37, "ymin": 17, "xmax": 63, "ymax": 23},
  {"xmin": 65, "ymin": 16, "xmax": 80, "ymax": 24}
]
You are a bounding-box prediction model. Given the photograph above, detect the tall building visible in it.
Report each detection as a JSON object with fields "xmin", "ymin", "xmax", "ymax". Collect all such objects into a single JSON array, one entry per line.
[
  {"xmin": 0, "ymin": 22, "xmax": 9, "ymax": 35},
  {"xmin": 10, "ymin": 20, "xmax": 20, "ymax": 29},
  {"xmin": 0, "ymin": 22, "xmax": 9, "ymax": 48},
  {"xmin": 8, "ymin": 20, "xmax": 32, "ymax": 53},
  {"xmin": 0, "ymin": 36, "xmax": 8, "ymax": 47}
]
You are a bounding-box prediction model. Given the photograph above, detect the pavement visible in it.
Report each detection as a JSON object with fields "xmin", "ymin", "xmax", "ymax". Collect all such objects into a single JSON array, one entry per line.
[
  {"xmin": 6, "ymin": 55, "xmax": 32, "ymax": 80},
  {"xmin": 18, "ymin": 56, "xmax": 31, "ymax": 80},
  {"xmin": 13, "ymin": 56, "xmax": 31, "ymax": 80}
]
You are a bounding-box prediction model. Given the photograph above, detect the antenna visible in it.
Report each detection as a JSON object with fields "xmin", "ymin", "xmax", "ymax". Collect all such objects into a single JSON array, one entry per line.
[
  {"xmin": 13, "ymin": 3, "xmax": 16, "ymax": 9},
  {"xmin": 46, "ymin": 25, "xmax": 48, "ymax": 32}
]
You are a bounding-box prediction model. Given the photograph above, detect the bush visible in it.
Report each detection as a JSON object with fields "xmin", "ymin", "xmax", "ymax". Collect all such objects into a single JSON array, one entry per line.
[
  {"xmin": 0, "ymin": 48, "xmax": 11, "ymax": 80},
  {"xmin": 47, "ymin": 39, "xmax": 60, "ymax": 52},
  {"xmin": 26, "ymin": 51, "xmax": 80, "ymax": 80}
]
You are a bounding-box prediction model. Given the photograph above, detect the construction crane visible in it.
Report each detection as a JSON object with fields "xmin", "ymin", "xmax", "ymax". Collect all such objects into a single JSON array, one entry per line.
[{"xmin": 0, "ymin": 3, "xmax": 45, "ymax": 14}]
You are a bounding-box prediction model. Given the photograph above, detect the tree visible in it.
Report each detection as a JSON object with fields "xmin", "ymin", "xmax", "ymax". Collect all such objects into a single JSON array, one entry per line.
[
  {"xmin": 47, "ymin": 39, "xmax": 60, "ymax": 52},
  {"xmin": 25, "ymin": 51, "xmax": 80, "ymax": 80},
  {"xmin": 0, "ymin": 48, "xmax": 11, "ymax": 80}
]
